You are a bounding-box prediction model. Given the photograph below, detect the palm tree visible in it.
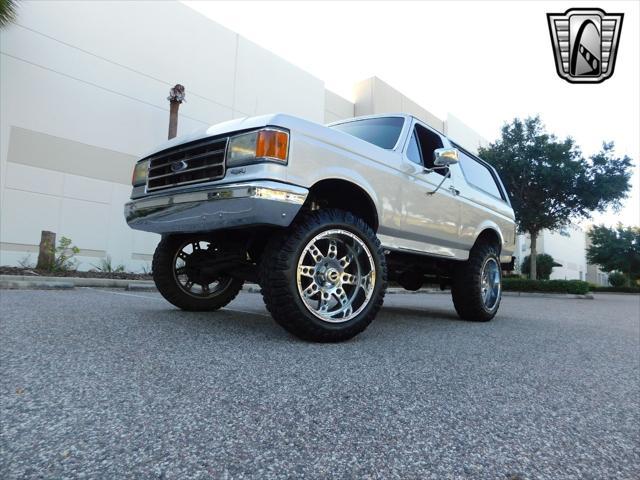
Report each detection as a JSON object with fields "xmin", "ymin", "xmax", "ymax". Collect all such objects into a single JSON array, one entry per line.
[
  {"xmin": 0, "ymin": 0, "xmax": 18, "ymax": 28},
  {"xmin": 167, "ymin": 84, "xmax": 186, "ymax": 139}
]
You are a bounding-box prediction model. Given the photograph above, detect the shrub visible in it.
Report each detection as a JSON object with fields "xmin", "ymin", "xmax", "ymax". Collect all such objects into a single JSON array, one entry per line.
[
  {"xmin": 591, "ymin": 286, "xmax": 640, "ymax": 294},
  {"xmin": 17, "ymin": 254, "xmax": 35, "ymax": 269},
  {"xmin": 521, "ymin": 253, "xmax": 561, "ymax": 280},
  {"xmin": 502, "ymin": 278, "xmax": 590, "ymax": 295},
  {"xmin": 503, "ymin": 273, "xmax": 524, "ymax": 279},
  {"xmin": 607, "ymin": 271, "xmax": 628, "ymax": 287},
  {"xmin": 92, "ymin": 255, "xmax": 125, "ymax": 273},
  {"xmin": 52, "ymin": 236, "xmax": 80, "ymax": 271},
  {"xmin": 139, "ymin": 263, "xmax": 152, "ymax": 275}
]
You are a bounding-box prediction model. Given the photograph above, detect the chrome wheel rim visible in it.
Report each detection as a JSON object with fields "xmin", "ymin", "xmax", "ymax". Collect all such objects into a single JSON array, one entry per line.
[
  {"xmin": 481, "ymin": 257, "xmax": 501, "ymax": 310},
  {"xmin": 296, "ymin": 229, "xmax": 376, "ymax": 323},
  {"xmin": 172, "ymin": 240, "xmax": 233, "ymax": 298}
]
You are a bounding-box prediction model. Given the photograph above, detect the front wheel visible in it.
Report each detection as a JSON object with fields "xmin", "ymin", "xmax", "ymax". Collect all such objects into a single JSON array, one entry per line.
[
  {"xmin": 451, "ymin": 242, "xmax": 502, "ymax": 321},
  {"xmin": 260, "ymin": 209, "xmax": 387, "ymax": 342},
  {"xmin": 152, "ymin": 235, "xmax": 244, "ymax": 311}
]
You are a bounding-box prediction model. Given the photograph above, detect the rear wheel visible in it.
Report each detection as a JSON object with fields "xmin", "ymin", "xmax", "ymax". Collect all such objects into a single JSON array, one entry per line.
[
  {"xmin": 152, "ymin": 235, "xmax": 244, "ymax": 311},
  {"xmin": 260, "ymin": 209, "xmax": 387, "ymax": 342},
  {"xmin": 451, "ymin": 242, "xmax": 502, "ymax": 321}
]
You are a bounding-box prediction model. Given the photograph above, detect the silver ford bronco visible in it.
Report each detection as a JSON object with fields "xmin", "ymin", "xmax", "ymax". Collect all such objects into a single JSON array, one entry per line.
[{"xmin": 125, "ymin": 114, "xmax": 516, "ymax": 341}]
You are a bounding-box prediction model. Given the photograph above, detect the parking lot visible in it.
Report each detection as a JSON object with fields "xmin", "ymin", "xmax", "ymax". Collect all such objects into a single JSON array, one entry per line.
[{"xmin": 1, "ymin": 288, "xmax": 638, "ymax": 479}]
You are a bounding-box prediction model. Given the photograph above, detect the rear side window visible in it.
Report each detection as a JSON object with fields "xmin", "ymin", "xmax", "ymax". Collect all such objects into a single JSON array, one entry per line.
[
  {"xmin": 330, "ymin": 117, "xmax": 404, "ymax": 149},
  {"xmin": 458, "ymin": 150, "xmax": 503, "ymax": 199}
]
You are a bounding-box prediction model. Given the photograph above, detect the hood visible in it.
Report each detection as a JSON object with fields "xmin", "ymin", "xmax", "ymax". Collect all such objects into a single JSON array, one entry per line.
[
  {"xmin": 141, "ymin": 113, "xmax": 406, "ymax": 165},
  {"xmin": 140, "ymin": 114, "xmax": 281, "ymax": 159}
]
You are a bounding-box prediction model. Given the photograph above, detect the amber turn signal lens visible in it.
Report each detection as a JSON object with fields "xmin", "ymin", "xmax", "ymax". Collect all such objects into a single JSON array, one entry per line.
[{"xmin": 256, "ymin": 130, "xmax": 288, "ymax": 162}]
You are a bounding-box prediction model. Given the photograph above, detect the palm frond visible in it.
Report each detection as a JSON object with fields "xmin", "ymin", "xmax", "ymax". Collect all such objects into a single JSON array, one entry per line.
[{"xmin": 0, "ymin": 0, "xmax": 18, "ymax": 28}]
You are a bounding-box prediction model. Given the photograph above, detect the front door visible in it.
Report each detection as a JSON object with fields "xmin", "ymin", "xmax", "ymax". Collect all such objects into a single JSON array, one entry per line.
[{"xmin": 398, "ymin": 123, "xmax": 464, "ymax": 258}]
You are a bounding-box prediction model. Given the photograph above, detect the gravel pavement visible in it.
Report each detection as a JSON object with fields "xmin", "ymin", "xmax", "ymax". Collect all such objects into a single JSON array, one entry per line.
[{"xmin": 1, "ymin": 289, "xmax": 638, "ymax": 479}]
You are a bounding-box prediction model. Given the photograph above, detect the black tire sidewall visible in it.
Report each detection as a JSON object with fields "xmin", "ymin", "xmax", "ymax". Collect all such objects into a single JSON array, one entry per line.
[
  {"xmin": 152, "ymin": 235, "xmax": 244, "ymax": 311},
  {"xmin": 260, "ymin": 209, "xmax": 387, "ymax": 341},
  {"xmin": 452, "ymin": 242, "xmax": 502, "ymax": 321}
]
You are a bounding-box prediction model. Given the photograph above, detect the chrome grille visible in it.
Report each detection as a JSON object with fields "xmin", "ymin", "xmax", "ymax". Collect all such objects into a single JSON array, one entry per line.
[{"xmin": 146, "ymin": 136, "xmax": 228, "ymax": 192}]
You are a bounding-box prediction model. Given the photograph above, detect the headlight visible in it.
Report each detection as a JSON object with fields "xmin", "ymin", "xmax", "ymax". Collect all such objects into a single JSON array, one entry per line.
[
  {"xmin": 227, "ymin": 128, "xmax": 289, "ymax": 168},
  {"xmin": 131, "ymin": 159, "xmax": 150, "ymax": 187}
]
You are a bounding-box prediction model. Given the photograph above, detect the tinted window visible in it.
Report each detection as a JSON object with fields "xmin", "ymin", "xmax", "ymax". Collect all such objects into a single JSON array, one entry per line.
[
  {"xmin": 406, "ymin": 132, "xmax": 422, "ymax": 165},
  {"xmin": 330, "ymin": 117, "xmax": 404, "ymax": 149},
  {"xmin": 458, "ymin": 150, "xmax": 503, "ymax": 198}
]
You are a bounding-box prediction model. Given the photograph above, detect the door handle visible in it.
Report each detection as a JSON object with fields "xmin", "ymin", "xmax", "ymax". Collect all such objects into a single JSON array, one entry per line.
[{"xmin": 448, "ymin": 185, "xmax": 460, "ymax": 195}]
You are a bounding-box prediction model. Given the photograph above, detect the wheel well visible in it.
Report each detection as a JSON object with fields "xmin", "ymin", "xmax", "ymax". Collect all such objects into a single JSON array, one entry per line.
[
  {"xmin": 304, "ymin": 179, "xmax": 379, "ymax": 231},
  {"xmin": 475, "ymin": 228, "xmax": 502, "ymax": 253}
]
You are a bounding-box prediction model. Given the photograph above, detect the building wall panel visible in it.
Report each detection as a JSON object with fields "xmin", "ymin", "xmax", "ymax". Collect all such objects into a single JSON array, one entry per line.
[
  {"xmin": 0, "ymin": 189, "xmax": 62, "ymax": 245},
  {"xmin": 324, "ymin": 90, "xmax": 354, "ymax": 123}
]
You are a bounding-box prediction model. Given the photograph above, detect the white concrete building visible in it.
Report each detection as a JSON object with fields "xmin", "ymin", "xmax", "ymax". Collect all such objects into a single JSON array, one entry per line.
[
  {"xmin": 1, "ymin": 1, "xmax": 500, "ymax": 272},
  {"xmin": 515, "ymin": 228, "xmax": 588, "ymax": 281}
]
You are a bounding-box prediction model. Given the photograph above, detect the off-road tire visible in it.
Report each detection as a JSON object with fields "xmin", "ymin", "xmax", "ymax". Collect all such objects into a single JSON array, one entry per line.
[
  {"xmin": 451, "ymin": 242, "xmax": 501, "ymax": 321},
  {"xmin": 152, "ymin": 235, "xmax": 244, "ymax": 311},
  {"xmin": 260, "ymin": 209, "xmax": 387, "ymax": 342}
]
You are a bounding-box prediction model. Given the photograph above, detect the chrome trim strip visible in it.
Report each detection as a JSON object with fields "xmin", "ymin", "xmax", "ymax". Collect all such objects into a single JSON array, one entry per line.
[
  {"xmin": 148, "ymin": 148, "xmax": 226, "ymax": 171},
  {"xmin": 146, "ymin": 137, "xmax": 229, "ymax": 193},
  {"xmin": 125, "ymin": 181, "xmax": 308, "ymax": 235},
  {"xmin": 149, "ymin": 163, "xmax": 222, "ymax": 181},
  {"xmin": 128, "ymin": 182, "xmax": 308, "ymax": 211},
  {"xmin": 378, "ymin": 225, "xmax": 471, "ymax": 252},
  {"xmin": 146, "ymin": 174, "xmax": 226, "ymax": 192},
  {"xmin": 145, "ymin": 137, "xmax": 228, "ymax": 162}
]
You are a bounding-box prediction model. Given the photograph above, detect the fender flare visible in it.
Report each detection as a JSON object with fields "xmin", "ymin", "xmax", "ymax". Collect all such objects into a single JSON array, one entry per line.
[
  {"xmin": 473, "ymin": 220, "xmax": 504, "ymax": 252},
  {"xmin": 307, "ymin": 167, "xmax": 381, "ymax": 215}
]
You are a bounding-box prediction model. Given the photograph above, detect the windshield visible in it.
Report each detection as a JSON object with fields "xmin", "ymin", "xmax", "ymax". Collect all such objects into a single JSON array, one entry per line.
[{"xmin": 330, "ymin": 117, "xmax": 404, "ymax": 149}]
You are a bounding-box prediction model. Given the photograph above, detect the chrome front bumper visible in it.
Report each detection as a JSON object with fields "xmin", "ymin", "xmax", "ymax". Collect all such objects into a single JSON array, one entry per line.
[{"xmin": 125, "ymin": 181, "xmax": 308, "ymax": 234}]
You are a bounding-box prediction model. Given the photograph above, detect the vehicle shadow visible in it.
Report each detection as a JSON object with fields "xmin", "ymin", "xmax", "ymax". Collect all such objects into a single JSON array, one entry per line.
[
  {"xmin": 380, "ymin": 305, "xmax": 462, "ymax": 322},
  {"xmin": 139, "ymin": 302, "xmax": 472, "ymax": 344},
  {"xmin": 141, "ymin": 306, "xmax": 290, "ymax": 340}
]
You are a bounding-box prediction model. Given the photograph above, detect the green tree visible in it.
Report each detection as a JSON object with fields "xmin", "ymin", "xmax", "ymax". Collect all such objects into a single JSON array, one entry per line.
[
  {"xmin": 521, "ymin": 253, "xmax": 561, "ymax": 280},
  {"xmin": 479, "ymin": 116, "xmax": 632, "ymax": 279},
  {"xmin": 587, "ymin": 224, "xmax": 640, "ymax": 286},
  {"xmin": 0, "ymin": 0, "xmax": 18, "ymax": 28},
  {"xmin": 607, "ymin": 271, "xmax": 627, "ymax": 287}
]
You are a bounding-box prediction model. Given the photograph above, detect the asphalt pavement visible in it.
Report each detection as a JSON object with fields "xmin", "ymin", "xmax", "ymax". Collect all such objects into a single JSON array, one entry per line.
[{"xmin": 1, "ymin": 288, "xmax": 638, "ymax": 479}]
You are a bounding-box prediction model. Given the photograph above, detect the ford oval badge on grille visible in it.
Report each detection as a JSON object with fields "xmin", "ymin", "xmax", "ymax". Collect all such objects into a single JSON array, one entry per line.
[{"xmin": 170, "ymin": 160, "xmax": 188, "ymax": 173}]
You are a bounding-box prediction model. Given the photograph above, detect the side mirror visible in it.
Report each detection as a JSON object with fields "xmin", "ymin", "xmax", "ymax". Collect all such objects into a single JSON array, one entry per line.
[{"xmin": 433, "ymin": 147, "xmax": 459, "ymax": 167}]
